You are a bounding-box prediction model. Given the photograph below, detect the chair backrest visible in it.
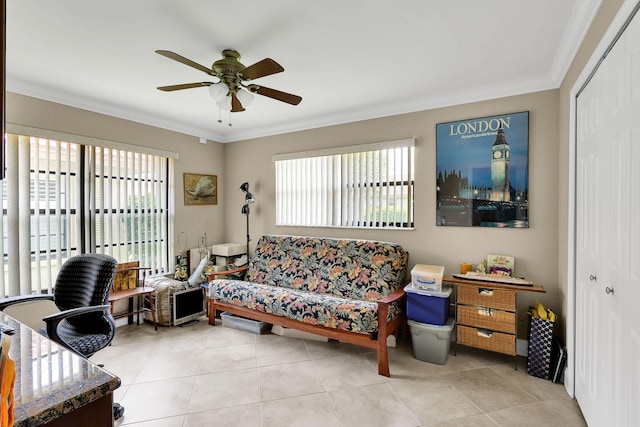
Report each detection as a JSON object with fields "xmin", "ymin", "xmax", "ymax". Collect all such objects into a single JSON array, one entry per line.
[{"xmin": 54, "ymin": 253, "xmax": 118, "ymax": 311}]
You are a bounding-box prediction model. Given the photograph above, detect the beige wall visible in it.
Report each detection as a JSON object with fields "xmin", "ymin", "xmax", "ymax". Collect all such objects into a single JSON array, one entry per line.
[
  {"xmin": 225, "ymin": 90, "xmax": 561, "ymax": 335},
  {"xmin": 6, "ymin": 92, "xmax": 228, "ymax": 266},
  {"xmin": 5, "ymin": 0, "xmax": 628, "ymax": 340},
  {"xmin": 5, "ymin": 90, "xmax": 564, "ymax": 338}
]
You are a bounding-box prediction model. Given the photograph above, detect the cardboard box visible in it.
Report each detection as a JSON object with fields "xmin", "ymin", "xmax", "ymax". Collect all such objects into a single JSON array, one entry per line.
[{"xmin": 211, "ymin": 243, "xmax": 246, "ymax": 257}]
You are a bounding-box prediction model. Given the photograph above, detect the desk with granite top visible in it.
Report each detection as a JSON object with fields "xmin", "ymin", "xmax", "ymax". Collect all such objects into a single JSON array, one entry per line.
[{"xmin": 2, "ymin": 314, "xmax": 121, "ymax": 427}]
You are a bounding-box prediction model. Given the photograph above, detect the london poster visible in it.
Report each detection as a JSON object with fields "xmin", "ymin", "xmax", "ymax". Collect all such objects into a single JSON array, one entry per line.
[{"xmin": 436, "ymin": 111, "xmax": 529, "ymax": 228}]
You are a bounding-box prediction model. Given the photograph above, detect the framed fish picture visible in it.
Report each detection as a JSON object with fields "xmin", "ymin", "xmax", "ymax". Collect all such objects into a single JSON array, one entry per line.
[{"xmin": 184, "ymin": 173, "xmax": 217, "ymax": 205}]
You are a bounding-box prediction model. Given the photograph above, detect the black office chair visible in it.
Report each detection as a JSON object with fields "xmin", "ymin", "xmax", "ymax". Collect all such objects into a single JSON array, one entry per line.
[{"xmin": 0, "ymin": 253, "xmax": 125, "ymax": 419}]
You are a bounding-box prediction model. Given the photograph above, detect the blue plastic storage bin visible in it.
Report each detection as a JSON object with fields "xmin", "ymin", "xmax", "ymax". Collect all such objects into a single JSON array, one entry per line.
[{"xmin": 405, "ymin": 283, "xmax": 452, "ymax": 325}]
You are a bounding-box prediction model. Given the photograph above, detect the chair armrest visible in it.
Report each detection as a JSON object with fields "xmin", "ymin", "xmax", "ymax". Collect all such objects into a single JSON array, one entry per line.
[
  {"xmin": 43, "ymin": 305, "xmax": 112, "ymax": 355},
  {"xmin": 0, "ymin": 294, "xmax": 54, "ymax": 311},
  {"xmin": 207, "ymin": 265, "xmax": 248, "ymax": 281},
  {"xmin": 43, "ymin": 305, "xmax": 112, "ymax": 324}
]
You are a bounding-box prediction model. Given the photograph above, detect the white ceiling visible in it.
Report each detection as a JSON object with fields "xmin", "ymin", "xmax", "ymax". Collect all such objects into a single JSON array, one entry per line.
[{"xmin": 6, "ymin": 0, "xmax": 600, "ymax": 143}]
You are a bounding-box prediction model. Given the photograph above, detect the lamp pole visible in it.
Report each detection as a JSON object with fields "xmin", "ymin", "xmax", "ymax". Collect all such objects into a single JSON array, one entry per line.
[
  {"xmin": 241, "ymin": 203, "xmax": 251, "ymax": 258},
  {"xmin": 240, "ymin": 182, "xmax": 254, "ymax": 258}
]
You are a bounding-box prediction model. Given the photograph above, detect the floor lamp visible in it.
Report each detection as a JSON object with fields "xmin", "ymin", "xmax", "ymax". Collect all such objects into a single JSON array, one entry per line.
[{"xmin": 240, "ymin": 182, "xmax": 255, "ymax": 257}]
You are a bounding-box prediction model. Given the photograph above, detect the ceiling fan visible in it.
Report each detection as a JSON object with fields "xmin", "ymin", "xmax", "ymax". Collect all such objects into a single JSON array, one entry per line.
[{"xmin": 155, "ymin": 49, "xmax": 302, "ymax": 113}]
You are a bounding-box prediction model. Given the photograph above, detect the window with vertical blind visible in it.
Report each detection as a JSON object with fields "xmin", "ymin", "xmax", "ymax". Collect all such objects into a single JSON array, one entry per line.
[
  {"xmin": 274, "ymin": 139, "xmax": 415, "ymax": 228},
  {"xmin": 1, "ymin": 127, "xmax": 176, "ymax": 297}
]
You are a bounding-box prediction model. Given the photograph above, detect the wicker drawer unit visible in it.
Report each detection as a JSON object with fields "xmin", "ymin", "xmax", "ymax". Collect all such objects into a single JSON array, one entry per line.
[
  {"xmin": 445, "ymin": 276, "xmax": 545, "ymax": 367},
  {"xmin": 455, "ymin": 283, "xmax": 518, "ymax": 357},
  {"xmin": 457, "ymin": 325, "xmax": 516, "ymax": 355}
]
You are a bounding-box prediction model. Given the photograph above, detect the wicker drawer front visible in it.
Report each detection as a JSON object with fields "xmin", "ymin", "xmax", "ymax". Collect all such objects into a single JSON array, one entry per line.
[
  {"xmin": 457, "ymin": 305, "xmax": 516, "ymax": 334},
  {"xmin": 457, "ymin": 284, "xmax": 516, "ymax": 310},
  {"xmin": 457, "ymin": 325, "xmax": 516, "ymax": 355}
]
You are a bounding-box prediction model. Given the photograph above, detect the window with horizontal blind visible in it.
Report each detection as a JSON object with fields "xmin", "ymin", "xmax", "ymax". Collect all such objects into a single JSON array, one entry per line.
[
  {"xmin": 274, "ymin": 139, "xmax": 414, "ymax": 228},
  {"xmin": 1, "ymin": 128, "xmax": 175, "ymax": 297}
]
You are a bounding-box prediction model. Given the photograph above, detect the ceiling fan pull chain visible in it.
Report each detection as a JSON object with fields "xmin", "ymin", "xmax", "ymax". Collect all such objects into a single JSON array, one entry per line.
[{"xmin": 217, "ymin": 105, "xmax": 222, "ymax": 124}]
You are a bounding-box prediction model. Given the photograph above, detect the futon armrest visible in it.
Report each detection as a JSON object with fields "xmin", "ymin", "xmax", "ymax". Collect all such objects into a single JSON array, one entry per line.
[
  {"xmin": 377, "ymin": 287, "xmax": 406, "ymax": 328},
  {"xmin": 377, "ymin": 287, "xmax": 406, "ymax": 305},
  {"xmin": 0, "ymin": 294, "xmax": 54, "ymax": 311},
  {"xmin": 207, "ymin": 265, "xmax": 248, "ymax": 281}
]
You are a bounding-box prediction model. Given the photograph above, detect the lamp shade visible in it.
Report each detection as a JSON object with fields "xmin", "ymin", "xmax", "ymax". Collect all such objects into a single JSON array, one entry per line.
[
  {"xmin": 217, "ymin": 95, "xmax": 232, "ymax": 111},
  {"xmin": 209, "ymin": 83, "xmax": 228, "ymax": 101},
  {"xmin": 236, "ymin": 88, "xmax": 255, "ymax": 107},
  {"xmin": 245, "ymin": 192, "xmax": 255, "ymax": 204},
  {"xmin": 240, "ymin": 182, "xmax": 249, "ymax": 192},
  {"xmin": 241, "ymin": 204, "xmax": 250, "ymax": 215}
]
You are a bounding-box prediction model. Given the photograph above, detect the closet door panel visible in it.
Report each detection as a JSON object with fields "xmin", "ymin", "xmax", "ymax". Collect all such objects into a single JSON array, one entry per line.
[
  {"xmin": 623, "ymin": 13, "xmax": 640, "ymax": 426},
  {"xmin": 576, "ymin": 9, "xmax": 640, "ymax": 426}
]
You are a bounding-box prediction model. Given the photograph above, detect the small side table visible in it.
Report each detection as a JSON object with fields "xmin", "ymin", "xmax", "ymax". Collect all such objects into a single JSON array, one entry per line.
[{"xmin": 109, "ymin": 266, "xmax": 157, "ymax": 330}]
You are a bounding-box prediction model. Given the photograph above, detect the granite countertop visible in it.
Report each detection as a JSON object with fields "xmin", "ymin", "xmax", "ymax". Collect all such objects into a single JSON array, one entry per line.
[{"xmin": 3, "ymin": 315, "xmax": 121, "ymax": 427}]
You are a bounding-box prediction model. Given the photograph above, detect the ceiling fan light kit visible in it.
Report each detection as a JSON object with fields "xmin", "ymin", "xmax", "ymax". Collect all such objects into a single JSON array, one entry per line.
[
  {"xmin": 217, "ymin": 95, "xmax": 232, "ymax": 112},
  {"xmin": 156, "ymin": 48, "xmax": 302, "ymax": 124},
  {"xmin": 208, "ymin": 83, "xmax": 228, "ymax": 102},
  {"xmin": 236, "ymin": 88, "xmax": 255, "ymax": 107}
]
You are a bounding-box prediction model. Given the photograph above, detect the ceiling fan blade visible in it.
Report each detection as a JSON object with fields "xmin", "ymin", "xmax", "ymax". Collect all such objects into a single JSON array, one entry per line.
[
  {"xmin": 157, "ymin": 82, "xmax": 213, "ymax": 91},
  {"xmin": 156, "ymin": 50, "xmax": 215, "ymax": 76},
  {"xmin": 231, "ymin": 93, "xmax": 245, "ymax": 112},
  {"xmin": 241, "ymin": 58, "xmax": 284, "ymax": 81},
  {"xmin": 252, "ymin": 85, "xmax": 302, "ymax": 105}
]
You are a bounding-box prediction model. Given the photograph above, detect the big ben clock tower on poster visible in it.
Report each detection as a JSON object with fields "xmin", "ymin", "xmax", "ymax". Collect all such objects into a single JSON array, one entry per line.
[{"xmin": 490, "ymin": 127, "xmax": 510, "ymax": 201}]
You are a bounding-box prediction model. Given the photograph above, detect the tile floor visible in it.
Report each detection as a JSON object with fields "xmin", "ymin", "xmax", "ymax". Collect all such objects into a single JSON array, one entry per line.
[{"xmin": 93, "ymin": 317, "xmax": 587, "ymax": 427}]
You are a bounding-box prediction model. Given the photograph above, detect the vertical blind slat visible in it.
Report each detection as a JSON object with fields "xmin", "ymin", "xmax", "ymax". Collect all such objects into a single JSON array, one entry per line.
[
  {"xmin": 54, "ymin": 142, "xmax": 63, "ymax": 283},
  {"xmin": 65, "ymin": 143, "xmax": 73, "ymax": 263},
  {"xmin": 115, "ymin": 151, "xmax": 123, "ymax": 262},
  {"xmin": 150, "ymin": 156, "xmax": 157, "ymax": 271},
  {"xmin": 19, "ymin": 136, "xmax": 32, "ymax": 295},
  {"xmin": 45, "ymin": 139, "xmax": 54, "ymax": 289},
  {"xmin": 33, "ymin": 139, "xmax": 41, "ymax": 293},
  {"xmin": 6, "ymin": 134, "xmax": 19, "ymax": 295},
  {"xmin": 106, "ymin": 148, "xmax": 113, "ymax": 256}
]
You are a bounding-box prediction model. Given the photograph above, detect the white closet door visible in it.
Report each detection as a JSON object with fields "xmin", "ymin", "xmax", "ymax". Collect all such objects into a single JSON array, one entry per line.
[
  {"xmin": 575, "ymin": 39, "xmax": 612, "ymax": 426},
  {"xmin": 623, "ymin": 11, "xmax": 640, "ymax": 424},
  {"xmin": 575, "ymin": 9, "xmax": 640, "ymax": 426}
]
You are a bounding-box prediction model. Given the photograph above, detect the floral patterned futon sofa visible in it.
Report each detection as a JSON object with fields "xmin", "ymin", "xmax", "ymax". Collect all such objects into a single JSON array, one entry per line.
[{"xmin": 208, "ymin": 235, "xmax": 409, "ymax": 377}]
